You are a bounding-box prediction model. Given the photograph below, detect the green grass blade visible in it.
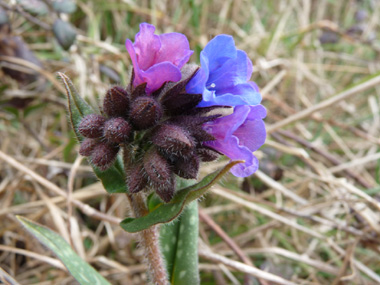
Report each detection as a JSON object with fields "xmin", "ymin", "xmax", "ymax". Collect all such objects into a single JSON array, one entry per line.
[
  {"xmin": 170, "ymin": 201, "xmax": 199, "ymax": 284},
  {"xmin": 17, "ymin": 216, "xmax": 110, "ymax": 285},
  {"xmin": 160, "ymin": 215, "xmax": 180, "ymax": 280},
  {"xmin": 160, "ymin": 179, "xmax": 200, "ymax": 284}
]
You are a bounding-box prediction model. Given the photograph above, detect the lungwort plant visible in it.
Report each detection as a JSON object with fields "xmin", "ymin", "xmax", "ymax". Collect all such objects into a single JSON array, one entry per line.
[{"xmin": 22, "ymin": 23, "xmax": 267, "ymax": 284}]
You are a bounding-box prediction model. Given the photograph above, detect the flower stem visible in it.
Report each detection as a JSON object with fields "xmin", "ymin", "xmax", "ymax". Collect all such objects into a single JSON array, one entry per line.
[
  {"xmin": 122, "ymin": 145, "xmax": 168, "ymax": 284},
  {"xmin": 127, "ymin": 193, "xmax": 168, "ymax": 284}
]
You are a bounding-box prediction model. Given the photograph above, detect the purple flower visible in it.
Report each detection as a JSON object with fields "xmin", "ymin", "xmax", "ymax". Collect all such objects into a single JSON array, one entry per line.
[
  {"xmin": 126, "ymin": 23, "xmax": 193, "ymax": 94},
  {"xmin": 186, "ymin": 35, "xmax": 262, "ymax": 107},
  {"xmin": 203, "ymin": 105, "xmax": 266, "ymax": 177}
]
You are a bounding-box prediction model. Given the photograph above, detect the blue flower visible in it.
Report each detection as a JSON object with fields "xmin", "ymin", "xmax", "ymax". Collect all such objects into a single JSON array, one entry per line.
[{"xmin": 186, "ymin": 35, "xmax": 261, "ymax": 107}]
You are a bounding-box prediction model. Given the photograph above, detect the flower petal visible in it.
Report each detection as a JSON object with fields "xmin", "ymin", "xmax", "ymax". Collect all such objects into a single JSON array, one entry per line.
[
  {"xmin": 186, "ymin": 53, "xmax": 209, "ymax": 94},
  {"xmin": 233, "ymin": 105, "xmax": 267, "ymax": 151},
  {"xmin": 125, "ymin": 23, "xmax": 193, "ymax": 93},
  {"xmin": 198, "ymin": 86, "xmax": 261, "ymax": 107},
  {"xmin": 208, "ymin": 50, "xmax": 252, "ymax": 90},
  {"xmin": 204, "ymin": 136, "xmax": 259, "ymax": 177},
  {"xmin": 246, "ymin": 53, "xmax": 253, "ymax": 81},
  {"xmin": 249, "ymin": 81, "xmax": 259, "ymax": 92},
  {"xmin": 157, "ymin": 33, "xmax": 193, "ymax": 69},
  {"xmin": 133, "ymin": 23, "xmax": 161, "ymax": 71},
  {"xmin": 141, "ymin": 62, "xmax": 182, "ymax": 93},
  {"xmin": 203, "ymin": 35, "xmax": 237, "ymax": 73},
  {"xmin": 125, "ymin": 39, "xmax": 144, "ymax": 86},
  {"xmin": 199, "ymin": 50, "xmax": 261, "ymax": 106},
  {"xmin": 186, "ymin": 34, "xmax": 262, "ymax": 107},
  {"xmin": 202, "ymin": 105, "xmax": 250, "ymax": 140}
]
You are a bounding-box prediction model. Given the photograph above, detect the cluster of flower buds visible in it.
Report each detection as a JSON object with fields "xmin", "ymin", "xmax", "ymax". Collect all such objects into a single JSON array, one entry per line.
[{"xmin": 78, "ymin": 65, "xmax": 221, "ymax": 202}]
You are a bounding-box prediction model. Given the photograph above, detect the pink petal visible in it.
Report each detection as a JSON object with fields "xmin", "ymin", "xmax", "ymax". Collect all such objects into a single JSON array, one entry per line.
[
  {"xmin": 156, "ymin": 33, "xmax": 193, "ymax": 68},
  {"xmin": 142, "ymin": 62, "xmax": 182, "ymax": 93},
  {"xmin": 133, "ymin": 23, "xmax": 161, "ymax": 70},
  {"xmin": 125, "ymin": 39, "xmax": 144, "ymax": 86}
]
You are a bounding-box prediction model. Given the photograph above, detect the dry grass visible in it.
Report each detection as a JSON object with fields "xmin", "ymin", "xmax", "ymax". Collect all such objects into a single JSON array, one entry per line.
[{"xmin": 1, "ymin": 0, "xmax": 380, "ymax": 284}]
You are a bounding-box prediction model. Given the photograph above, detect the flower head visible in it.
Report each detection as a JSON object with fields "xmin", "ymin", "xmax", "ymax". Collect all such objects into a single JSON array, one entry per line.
[
  {"xmin": 126, "ymin": 23, "xmax": 193, "ymax": 94},
  {"xmin": 77, "ymin": 25, "xmax": 267, "ymax": 202},
  {"xmin": 203, "ymin": 105, "xmax": 266, "ymax": 177},
  {"xmin": 186, "ymin": 35, "xmax": 261, "ymax": 107}
]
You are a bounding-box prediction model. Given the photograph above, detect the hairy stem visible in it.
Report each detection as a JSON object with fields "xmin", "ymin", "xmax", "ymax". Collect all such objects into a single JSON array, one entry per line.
[
  {"xmin": 122, "ymin": 145, "xmax": 168, "ymax": 284},
  {"xmin": 127, "ymin": 192, "xmax": 168, "ymax": 284}
]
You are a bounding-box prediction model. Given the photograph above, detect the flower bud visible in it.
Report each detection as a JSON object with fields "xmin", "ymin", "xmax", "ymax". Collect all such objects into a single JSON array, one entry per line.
[
  {"xmin": 103, "ymin": 86, "xmax": 130, "ymax": 118},
  {"xmin": 152, "ymin": 124, "xmax": 194, "ymax": 155},
  {"xmin": 143, "ymin": 148, "xmax": 174, "ymax": 202},
  {"xmin": 197, "ymin": 147, "xmax": 220, "ymax": 162},
  {"xmin": 78, "ymin": 114, "xmax": 106, "ymax": 138},
  {"xmin": 168, "ymin": 115, "xmax": 218, "ymax": 141},
  {"xmin": 155, "ymin": 181, "xmax": 175, "ymax": 203},
  {"xmin": 129, "ymin": 96, "xmax": 162, "ymax": 130},
  {"xmin": 90, "ymin": 142, "xmax": 119, "ymax": 171},
  {"xmin": 126, "ymin": 164, "xmax": 147, "ymax": 193},
  {"xmin": 79, "ymin": 138, "xmax": 97, "ymax": 156},
  {"xmin": 103, "ymin": 117, "xmax": 132, "ymax": 144},
  {"xmin": 172, "ymin": 154, "xmax": 199, "ymax": 179},
  {"xmin": 161, "ymin": 92, "xmax": 202, "ymax": 116},
  {"xmin": 130, "ymin": 82, "xmax": 147, "ymax": 100}
]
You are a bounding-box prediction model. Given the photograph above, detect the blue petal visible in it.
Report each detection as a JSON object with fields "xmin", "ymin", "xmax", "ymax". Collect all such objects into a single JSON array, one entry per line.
[
  {"xmin": 186, "ymin": 53, "xmax": 209, "ymax": 94},
  {"xmin": 216, "ymin": 83, "xmax": 262, "ymax": 105},
  {"xmin": 198, "ymin": 87, "xmax": 261, "ymax": 107},
  {"xmin": 194, "ymin": 35, "xmax": 262, "ymax": 107},
  {"xmin": 208, "ymin": 50, "xmax": 251, "ymax": 89},
  {"xmin": 203, "ymin": 35, "xmax": 237, "ymax": 73}
]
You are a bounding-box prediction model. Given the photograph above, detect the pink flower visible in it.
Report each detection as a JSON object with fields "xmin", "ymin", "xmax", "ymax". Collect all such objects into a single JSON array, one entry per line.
[{"xmin": 125, "ymin": 23, "xmax": 193, "ymax": 94}]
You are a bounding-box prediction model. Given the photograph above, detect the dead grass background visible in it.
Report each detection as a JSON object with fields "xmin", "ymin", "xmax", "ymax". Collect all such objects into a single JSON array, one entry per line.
[{"xmin": 1, "ymin": 0, "xmax": 380, "ymax": 284}]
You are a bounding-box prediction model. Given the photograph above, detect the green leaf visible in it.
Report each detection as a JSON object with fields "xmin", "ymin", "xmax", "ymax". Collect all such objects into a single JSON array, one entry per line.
[
  {"xmin": 58, "ymin": 72, "xmax": 127, "ymax": 194},
  {"xmin": 160, "ymin": 216, "xmax": 180, "ymax": 280},
  {"xmin": 17, "ymin": 216, "xmax": 110, "ymax": 285},
  {"xmin": 120, "ymin": 160, "xmax": 242, "ymax": 232},
  {"xmin": 161, "ymin": 201, "xmax": 199, "ymax": 285}
]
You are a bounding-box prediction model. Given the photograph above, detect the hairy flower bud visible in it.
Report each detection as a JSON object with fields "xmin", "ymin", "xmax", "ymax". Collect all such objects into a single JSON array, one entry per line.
[
  {"xmin": 78, "ymin": 114, "xmax": 106, "ymax": 138},
  {"xmin": 171, "ymin": 154, "xmax": 199, "ymax": 179},
  {"xmin": 126, "ymin": 164, "xmax": 147, "ymax": 193},
  {"xmin": 103, "ymin": 117, "xmax": 132, "ymax": 144},
  {"xmin": 79, "ymin": 138, "xmax": 97, "ymax": 156},
  {"xmin": 130, "ymin": 96, "xmax": 162, "ymax": 130},
  {"xmin": 103, "ymin": 86, "xmax": 130, "ymax": 118},
  {"xmin": 90, "ymin": 142, "xmax": 119, "ymax": 171},
  {"xmin": 155, "ymin": 181, "xmax": 175, "ymax": 204},
  {"xmin": 157, "ymin": 66, "xmax": 202, "ymax": 115},
  {"xmin": 143, "ymin": 148, "xmax": 174, "ymax": 202},
  {"xmin": 161, "ymin": 93, "xmax": 202, "ymax": 116},
  {"xmin": 197, "ymin": 147, "xmax": 220, "ymax": 162},
  {"xmin": 130, "ymin": 82, "xmax": 147, "ymax": 100},
  {"xmin": 152, "ymin": 124, "xmax": 194, "ymax": 155}
]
